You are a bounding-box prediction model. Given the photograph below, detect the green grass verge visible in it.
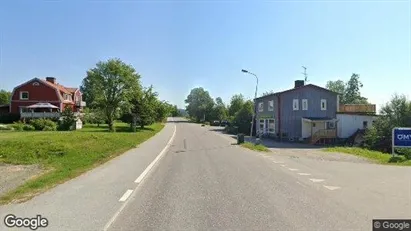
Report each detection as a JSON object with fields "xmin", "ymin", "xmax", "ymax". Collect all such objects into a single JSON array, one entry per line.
[
  {"xmin": 0, "ymin": 122, "xmax": 164, "ymax": 204},
  {"xmin": 324, "ymin": 147, "xmax": 411, "ymax": 166},
  {"xmin": 240, "ymin": 142, "xmax": 270, "ymax": 152}
]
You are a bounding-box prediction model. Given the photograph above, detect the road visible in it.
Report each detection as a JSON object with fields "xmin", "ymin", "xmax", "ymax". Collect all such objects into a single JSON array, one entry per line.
[{"xmin": 1, "ymin": 117, "xmax": 410, "ymax": 230}]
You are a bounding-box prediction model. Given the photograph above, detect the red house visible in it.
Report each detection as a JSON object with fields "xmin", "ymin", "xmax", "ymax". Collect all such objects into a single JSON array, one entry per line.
[{"xmin": 10, "ymin": 77, "xmax": 86, "ymax": 119}]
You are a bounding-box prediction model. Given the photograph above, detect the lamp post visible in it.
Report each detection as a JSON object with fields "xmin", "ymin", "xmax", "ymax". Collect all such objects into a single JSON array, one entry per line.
[{"xmin": 241, "ymin": 69, "xmax": 259, "ymax": 138}]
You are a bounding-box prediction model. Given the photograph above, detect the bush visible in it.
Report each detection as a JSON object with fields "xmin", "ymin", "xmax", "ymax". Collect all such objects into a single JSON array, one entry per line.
[
  {"xmin": 58, "ymin": 106, "xmax": 77, "ymax": 131},
  {"xmin": 23, "ymin": 124, "xmax": 35, "ymax": 131},
  {"xmin": 30, "ymin": 119, "xmax": 57, "ymax": 131},
  {"xmin": 0, "ymin": 113, "xmax": 20, "ymax": 124},
  {"xmin": 11, "ymin": 121, "xmax": 25, "ymax": 131},
  {"xmin": 204, "ymin": 122, "xmax": 210, "ymax": 126},
  {"xmin": 0, "ymin": 125, "xmax": 13, "ymax": 130},
  {"xmin": 43, "ymin": 125, "xmax": 56, "ymax": 131}
]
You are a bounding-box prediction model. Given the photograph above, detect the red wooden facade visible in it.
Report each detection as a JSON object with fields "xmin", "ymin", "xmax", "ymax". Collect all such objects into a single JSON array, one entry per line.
[{"xmin": 9, "ymin": 77, "xmax": 84, "ymax": 114}]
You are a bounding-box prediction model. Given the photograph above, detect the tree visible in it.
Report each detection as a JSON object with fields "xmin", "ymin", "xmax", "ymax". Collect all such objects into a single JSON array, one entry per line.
[
  {"xmin": 210, "ymin": 97, "xmax": 228, "ymax": 121},
  {"xmin": 0, "ymin": 90, "xmax": 11, "ymax": 105},
  {"xmin": 364, "ymin": 94, "xmax": 411, "ymax": 155},
  {"xmin": 233, "ymin": 100, "xmax": 254, "ymax": 133},
  {"xmin": 81, "ymin": 58, "xmax": 141, "ymax": 131},
  {"xmin": 185, "ymin": 87, "xmax": 214, "ymax": 122},
  {"xmin": 129, "ymin": 85, "xmax": 159, "ymax": 129},
  {"xmin": 325, "ymin": 73, "xmax": 368, "ymax": 104},
  {"xmin": 59, "ymin": 105, "xmax": 77, "ymax": 131},
  {"xmin": 326, "ymin": 80, "xmax": 345, "ymax": 103},
  {"xmin": 228, "ymin": 94, "xmax": 245, "ymax": 117},
  {"xmin": 345, "ymin": 73, "xmax": 368, "ymax": 104}
]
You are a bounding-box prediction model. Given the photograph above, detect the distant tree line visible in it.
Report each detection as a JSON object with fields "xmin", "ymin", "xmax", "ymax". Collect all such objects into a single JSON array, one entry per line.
[{"xmin": 185, "ymin": 87, "xmax": 253, "ymax": 134}]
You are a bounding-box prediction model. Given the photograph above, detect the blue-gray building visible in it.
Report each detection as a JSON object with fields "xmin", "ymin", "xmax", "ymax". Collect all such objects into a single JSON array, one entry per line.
[{"xmin": 255, "ymin": 80, "xmax": 339, "ymax": 143}]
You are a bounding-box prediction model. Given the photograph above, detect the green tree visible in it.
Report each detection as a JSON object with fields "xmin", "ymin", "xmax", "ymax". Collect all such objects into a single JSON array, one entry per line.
[
  {"xmin": 364, "ymin": 94, "xmax": 411, "ymax": 154},
  {"xmin": 228, "ymin": 94, "xmax": 245, "ymax": 117},
  {"xmin": 325, "ymin": 73, "xmax": 368, "ymax": 104},
  {"xmin": 81, "ymin": 58, "xmax": 141, "ymax": 131},
  {"xmin": 130, "ymin": 86, "xmax": 159, "ymax": 129},
  {"xmin": 59, "ymin": 105, "xmax": 77, "ymax": 131},
  {"xmin": 0, "ymin": 90, "xmax": 11, "ymax": 105},
  {"xmin": 185, "ymin": 87, "xmax": 214, "ymax": 122},
  {"xmin": 233, "ymin": 100, "xmax": 254, "ymax": 134},
  {"xmin": 211, "ymin": 97, "xmax": 227, "ymax": 121}
]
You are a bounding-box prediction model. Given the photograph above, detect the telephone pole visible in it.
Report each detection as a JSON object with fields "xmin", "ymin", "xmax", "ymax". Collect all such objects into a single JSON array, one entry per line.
[{"xmin": 302, "ymin": 66, "xmax": 308, "ymax": 83}]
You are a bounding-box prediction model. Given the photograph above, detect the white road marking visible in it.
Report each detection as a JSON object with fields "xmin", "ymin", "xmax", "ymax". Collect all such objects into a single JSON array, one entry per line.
[
  {"xmin": 103, "ymin": 123, "xmax": 177, "ymax": 231},
  {"xmin": 119, "ymin": 190, "xmax": 133, "ymax": 202},
  {"xmin": 298, "ymin": 173, "xmax": 311, "ymax": 176},
  {"xmin": 280, "ymin": 164, "xmax": 286, "ymax": 167},
  {"xmin": 288, "ymin": 168, "xmax": 299, "ymax": 171},
  {"xmin": 272, "ymin": 161, "xmax": 284, "ymax": 164},
  {"xmin": 309, "ymin": 178, "xmax": 325, "ymax": 183},
  {"xmin": 323, "ymin": 185, "xmax": 341, "ymax": 190},
  {"xmin": 135, "ymin": 126, "xmax": 177, "ymax": 183},
  {"xmin": 296, "ymin": 181, "xmax": 307, "ymax": 188}
]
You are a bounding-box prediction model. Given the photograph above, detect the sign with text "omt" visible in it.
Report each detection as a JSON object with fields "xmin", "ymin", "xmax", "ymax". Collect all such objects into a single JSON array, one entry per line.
[{"xmin": 392, "ymin": 127, "xmax": 411, "ymax": 155}]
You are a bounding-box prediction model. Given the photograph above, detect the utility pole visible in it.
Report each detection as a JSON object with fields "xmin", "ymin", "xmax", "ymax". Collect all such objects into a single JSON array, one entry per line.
[{"xmin": 302, "ymin": 66, "xmax": 308, "ymax": 83}]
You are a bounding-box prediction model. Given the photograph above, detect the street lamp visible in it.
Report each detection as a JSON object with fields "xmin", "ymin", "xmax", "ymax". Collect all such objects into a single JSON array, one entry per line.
[{"xmin": 241, "ymin": 69, "xmax": 259, "ymax": 138}]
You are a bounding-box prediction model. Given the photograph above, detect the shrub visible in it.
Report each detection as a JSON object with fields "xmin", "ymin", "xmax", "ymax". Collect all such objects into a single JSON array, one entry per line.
[
  {"xmin": 43, "ymin": 125, "xmax": 56, "ymax": 131},
  {"xmin": 23, "ymin": 124, "xmax": 35, "ymax": 131},
  {"xmin": 204, "ymin": 122, "xmax": 210, "ymax": 126},
  {"xmin": 30, "ymin": 119, "xmax": 57, "ymax": 131},
  {"xmin": 11, "ymin": 121, "xmax": 25, "ymax": 131},
  {"xmin": 0, "ymin": 125, "xmax": 13, "ymax": 130},
  {"xmin": 58, "ymin": 106, "xmax": 77, "ymax": 131}
]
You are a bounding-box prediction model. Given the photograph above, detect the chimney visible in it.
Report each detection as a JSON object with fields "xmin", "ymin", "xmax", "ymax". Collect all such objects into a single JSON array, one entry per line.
[
  {"xmin": 294, "ymin": 80, "xmax": 304, "ymax": 88},
  {"xmin": 46, "ymin": 77, "xmax": 56, "ymax": 84}
]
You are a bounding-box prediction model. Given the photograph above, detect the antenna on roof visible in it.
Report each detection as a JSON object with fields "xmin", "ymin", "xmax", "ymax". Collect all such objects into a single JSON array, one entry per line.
[{"xmin": 302, "ymin": 66, "xmax": 308, "ymax": 83}]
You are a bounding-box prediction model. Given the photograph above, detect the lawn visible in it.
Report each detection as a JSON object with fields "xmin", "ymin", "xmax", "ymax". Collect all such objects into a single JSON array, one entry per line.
[
  {"xmin": 240, "ymin": 142, "xmax": 270, "ymax": 152},
  {"xmin": 0, "ymin": 122, "xmax": 164, "ymax": 204},
  {"xmin": 324, "ymin": 147, "xmax": 411, "ymax": 166}
]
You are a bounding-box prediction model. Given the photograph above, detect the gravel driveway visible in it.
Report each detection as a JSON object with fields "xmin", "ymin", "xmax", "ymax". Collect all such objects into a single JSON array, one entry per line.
[{"xmin": 0, "ymin": 163, "xmax": 43, "ymax": 196}]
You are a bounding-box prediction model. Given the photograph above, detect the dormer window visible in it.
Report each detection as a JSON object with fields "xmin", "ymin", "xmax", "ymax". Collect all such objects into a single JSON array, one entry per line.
[{"xmin": 32, "ymin": 82, "xmax": 40, "ymax": 86}]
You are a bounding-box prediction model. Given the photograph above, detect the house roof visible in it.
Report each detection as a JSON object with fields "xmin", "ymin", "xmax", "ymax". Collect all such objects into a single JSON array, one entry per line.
[
  {"xmin": 38, "ymin": 79, "xmax": 72, "ymax": 94},
  {"xmin": 66, "ymin": 87, "xmax": 78, "ymax": 93},
  {"xmin": 256, "ymin": 84, "xmax": 338, "ymax": 100}
]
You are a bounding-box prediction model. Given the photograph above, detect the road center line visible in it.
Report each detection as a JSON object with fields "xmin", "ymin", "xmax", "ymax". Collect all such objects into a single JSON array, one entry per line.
[
  {"xmin": 103, "ymin": 122, "xmax": 177, "ymax": 231},
  {"xmin": 298, "ymin": 173, "xmax": 311, "ymax": 176},
  {"xmin": 288, "ymin": 168, "xmax": 299, "ymax": 171},
  {"xmin": 323, "ymin": 185, "xmax": 341, "ymax": 190},
  {"xmin": 119, "ymin": 190, "xmax": 133, "ymax": 202},
  {"xmin": 309, "ymin": 178, "xmax": 325, "ymax": 183},
  {"xmin": 280, "ymin": 164, "xmax": 286, "ymax": 167},
  {"xmin": 272, "ymin": 161, "xmax": 284, "ymax": 164}
]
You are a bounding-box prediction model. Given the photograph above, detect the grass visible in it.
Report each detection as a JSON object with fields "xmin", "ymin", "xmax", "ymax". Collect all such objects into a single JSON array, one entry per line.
[
  {"xmin": 0, "ymin": 122, "xmax": 164, "ymax": 204},
  {"xmin": 324, "ymin": 147, "xmax": 411, "ymax": 166},
  {"xmin": 240, "ymin": 142, "xmax": 270, "ymax": 152}
]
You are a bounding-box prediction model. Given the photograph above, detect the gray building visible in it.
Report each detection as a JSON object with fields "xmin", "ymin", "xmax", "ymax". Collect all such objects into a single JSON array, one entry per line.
[{"xmin": 255, "ymin": 80, "xmax": 339, "ymax": 143}]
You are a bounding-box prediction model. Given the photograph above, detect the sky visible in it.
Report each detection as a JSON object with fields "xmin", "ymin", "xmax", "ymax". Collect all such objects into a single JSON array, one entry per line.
[{"xmin": 0, "ymin": 0, "xmax": 410, "ymax": 111}]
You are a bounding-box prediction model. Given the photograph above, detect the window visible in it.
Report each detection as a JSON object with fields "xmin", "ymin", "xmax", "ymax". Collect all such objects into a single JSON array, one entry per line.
[
  {"xmin": 363, "ymin": 121, "xmax": 368, "ymax": 129},
  {"xmin": 302, "ymin": 99, "xmax": 308, "ymax": 110},
  {"xmin": 321, "ymin": 99, "xmax": 327, "ymax": 110},
  {"xmin": 268, "ymin": 119, "xmax": 275, "ymax": 133},
  {"xmin": 268, "ymin": 100, "xmax": 274, "ymax": 111},
  {"xmin": 258, "ymin": 102, "xmax": 264, "ymax": 112},
  {"xmin": 259, "ymin": 119, "xmax": 265, "ymax": 133},
  {"xmin": 32, "ymin": 82, "xmax": 40, "ymax": 86},
  {"xmin": 293, "ymin": 99, "xmax": 299, "ymax": 110},
  {"xmin": 20, "ymin": 91, "xmax": 29, "ymax": 100}
]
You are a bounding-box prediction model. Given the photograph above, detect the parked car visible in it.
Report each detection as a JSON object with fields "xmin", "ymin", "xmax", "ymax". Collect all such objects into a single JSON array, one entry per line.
[
  {"xmin": 211, "ymin": 120, "xmax": 220, "ymax": 126},
  {"xmin": 220, "ymin": 120, "xmax": 229, "ymax": 127}
]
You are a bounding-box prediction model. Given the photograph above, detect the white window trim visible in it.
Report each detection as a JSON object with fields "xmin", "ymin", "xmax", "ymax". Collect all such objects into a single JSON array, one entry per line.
[
  {"xmin": 258, "ymin": 102, "xmax": 264, "ymax": 112},
  {"xmin": 268, "ymin": 119, "xmax": 275, "ymax": 134},
  {"xmin": 321, "ymin": 99, "xmax": 327, "ymax": 111},
  {"xmin": 302, "ymin": 99, "xmax": 308, "ymax": 110},
  {"xmin": 20, "ymin": 91, "xmax": 29, "ymax": 100},
  {"xmin": 293, "ymin": 99, "xmax": 299, "ymax": 111},
  {"xmin": 268, "ymin": 100, "xmax": 274, "ymax": 111}
]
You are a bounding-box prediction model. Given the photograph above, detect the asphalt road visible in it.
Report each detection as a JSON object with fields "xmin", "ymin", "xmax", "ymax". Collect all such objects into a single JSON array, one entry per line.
[
  {"xmin": 1, "ymin": 118, "xmax": 410, "ymax": 231},
  {"xmin": 106, "ymin": 118, "xmax": 384, "ymax": 231}
]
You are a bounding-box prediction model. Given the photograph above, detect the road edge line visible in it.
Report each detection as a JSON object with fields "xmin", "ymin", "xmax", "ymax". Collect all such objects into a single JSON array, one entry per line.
[{"xmin": 103, "ymin": 121, "xmax": 177, "ymax": 231}]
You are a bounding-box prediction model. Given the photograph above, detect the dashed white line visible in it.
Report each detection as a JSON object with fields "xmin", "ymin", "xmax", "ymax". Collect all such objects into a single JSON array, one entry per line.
[
  {"xmin": 288, "ymin": 168, "xmax": 299, "ymax": 171},
  {"xmin": 309, "ymin": 178, "xmax": 325, "ymax": 183},
  {"xmin": 119, "ymin": 189, "xmax": 133, "ymax": 202},
  {"xmin": 272, "ymin": 161, "xmax": 284, "ymax": 164},
  {"xmin": 298, "ymin": 173, "xmax": 311, "ymax": 176},
  {"xmin": 323, "ymin": 185, "xmax": 341, "ymax": 190},
  {"xmin": 280, "ymin": 164, "xmax": 286, "ymax": 167}
]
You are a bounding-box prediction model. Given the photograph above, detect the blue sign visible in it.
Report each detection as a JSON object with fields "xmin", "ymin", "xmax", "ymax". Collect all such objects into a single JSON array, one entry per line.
[{"xmin": 393, "ymin": 128, "xmax": 411, "ymax": 148}]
